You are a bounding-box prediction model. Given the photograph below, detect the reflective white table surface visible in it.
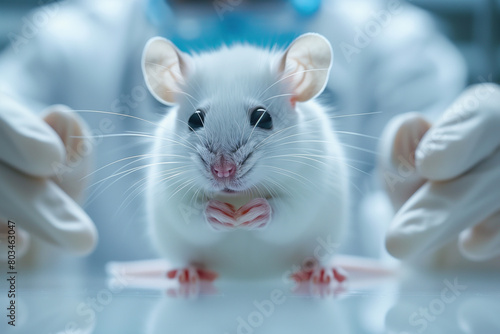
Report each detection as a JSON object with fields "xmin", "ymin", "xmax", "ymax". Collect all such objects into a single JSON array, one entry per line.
[{"xmin": 2, "ymin": 262, "xmax": 499, "ymax": 334}]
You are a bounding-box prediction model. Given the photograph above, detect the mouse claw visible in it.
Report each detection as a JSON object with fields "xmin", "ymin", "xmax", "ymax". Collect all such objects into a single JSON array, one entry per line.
[
  {"xmin": 291, "ymin": 265, "xmax": 347, "ymax": 285},
  {"xmin": 236, "ymin": 198, "xmax": 272, "ymax": 230},
  {"xmin": 205, "ymin": 200, "xmax": 237, "ymax": 231},
  {"xmin": 167, "ymin": 267, "xmax": 198, "ymax": 284},
  {"xmin": 311, "ymin": 267, "xmax": 347, "ymax": 284}
]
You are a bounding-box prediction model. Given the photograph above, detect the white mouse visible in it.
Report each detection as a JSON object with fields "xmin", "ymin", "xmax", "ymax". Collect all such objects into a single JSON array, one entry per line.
[{"xmin": 142, "ymin": 33, "xmax": 348, "ymax": 283}]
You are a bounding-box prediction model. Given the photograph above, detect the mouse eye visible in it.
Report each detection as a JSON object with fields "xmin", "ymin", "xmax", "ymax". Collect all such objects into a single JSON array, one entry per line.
[
  {"xmin": 188, "ymin": 110, "xmax": 205, "ymax": 131},
  {"xmin": 250, "ymin": 107, "xmax": 272, "ymax": 130}
]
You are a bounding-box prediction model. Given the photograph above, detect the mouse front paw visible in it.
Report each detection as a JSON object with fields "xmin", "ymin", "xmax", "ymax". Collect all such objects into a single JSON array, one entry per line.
[
  {"xmin": 235, "ymin": 198, "xmax": 272, "ymax": 230},
  {"xmin": 205, "ymin": 198, "xmax": 272, "ymax": 231},
  {"xmin": 205, "ymin": 200, "xmax": 237, "ymax": 231}
]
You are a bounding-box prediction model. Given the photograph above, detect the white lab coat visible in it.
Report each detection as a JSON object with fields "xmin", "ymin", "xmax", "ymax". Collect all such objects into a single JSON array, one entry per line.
[{"xmin": 0, "ymin": 0, "xmax": 467, "ymax": 264}]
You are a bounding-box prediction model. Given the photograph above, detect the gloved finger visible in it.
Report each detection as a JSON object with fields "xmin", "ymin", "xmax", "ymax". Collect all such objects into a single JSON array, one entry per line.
[
  {"xmin": 43, "ymin": 105, "xmax": 94, "ymax": 203},
  {"xmin": 416, "ymin": 83, "xmax": 500, "ymax": 181},
  {"xmin": 386, "ymin": 148, "xmax": 500, "ymax": 261},
  {"xmin": 0, "ymin": 162, "xmax": 97, "ymax": 255},
  {"xmin": 0, "ymin": 93, "xmax": 65, "ymax": 177},
  {"xmin": 459, "ymin": 210, "xmax": 500, "ymax": 261},
  {"xmin": 0, "ymin": 221, "xmax": 30, "ymax": 261},
  {"xmin": 378, "ymin": 112, "xmax": 431, "ymax": 211}
]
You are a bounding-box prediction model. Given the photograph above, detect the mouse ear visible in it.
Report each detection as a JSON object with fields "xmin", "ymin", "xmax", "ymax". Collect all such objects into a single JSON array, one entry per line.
[
  {"xmin": 142, "ymin": 37, "xmax": 192, "ymax": 106},
  {"xmin": 279, "ymin": 33, "xmax": 333, "ymax": 102}
]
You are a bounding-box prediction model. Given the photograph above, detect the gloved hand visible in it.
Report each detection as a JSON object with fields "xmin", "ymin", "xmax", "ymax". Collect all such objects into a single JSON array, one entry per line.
[
  {"xmin": 379, "ymin": 83, "xmax": 500, "ymax": 262},
  {"xmin": 0, "ymin": 93, "xmax": 97, "ymax": 260}
]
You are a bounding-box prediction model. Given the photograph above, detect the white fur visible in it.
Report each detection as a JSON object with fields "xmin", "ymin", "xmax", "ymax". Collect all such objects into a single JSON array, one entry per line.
[{"xmin": 145, "ymin": 34, "xmax": 348, "ymax": 279}]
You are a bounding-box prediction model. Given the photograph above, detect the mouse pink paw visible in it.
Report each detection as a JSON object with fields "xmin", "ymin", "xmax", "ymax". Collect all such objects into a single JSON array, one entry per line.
[
  {"xmin": 205, "ymin": 200, "xmax": 237, "ymax": 231},
  {"xmin": 292, "ymin": 265, "xmax": 347, "ymax": 285},
  {"xmin": 166, "ymin": 266, "xmax": 218, "ymax": 284},
  {"xmin": 311, "ymin": 266, "xmax": 347, "ymax": 284},
  {"xmin": 235, "ymin": 198, "xmax": 272, "ymax": 230}
]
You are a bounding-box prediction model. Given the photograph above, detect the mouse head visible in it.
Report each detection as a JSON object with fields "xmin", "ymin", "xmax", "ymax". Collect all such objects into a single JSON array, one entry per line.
[{"xmin": 142, "ymin": 33, "xmax": 332, "ymax": 195}]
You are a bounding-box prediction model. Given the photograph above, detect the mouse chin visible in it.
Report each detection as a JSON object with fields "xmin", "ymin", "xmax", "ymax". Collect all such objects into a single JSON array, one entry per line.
[
  {"xmin": 213, "ymin": 185, "xmax": 245, "ymax": 194},
  {"xmin": 208, "ymin": 181, "xmax": 249, "ymax": 194}
]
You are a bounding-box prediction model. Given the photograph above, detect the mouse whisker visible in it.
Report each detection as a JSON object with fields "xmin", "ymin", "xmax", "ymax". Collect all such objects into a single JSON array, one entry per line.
[
  {"xmin": 147, "ymin": 167, "xmax": 194, "ymax": 182},
  {"xmin": 142, "ymin": 171, "xmax": 197, "ymax": 210},
  {"xmin": 278, "ymin": 155, "xmax": 372, "ymax": 177},
  {"xmin": 261, "ymin": 139, "xmax": 380, "ymax": 157},
  {"xmin": 255, "ymin": 111, "xmax": 383, "ymax": 149},
  {"xmin": 152, "ymin": 171, "xmax": 193, "ymax": 193},
  {"xmin": 126, "ymin": 130, "xmax": 198, "ymax": 151},
  {"xmin": 116, "ymin": 173, "xmax": 153, "ymax": 215},
  {"xmin": 70, "ymin": 109, "xmax": 199, "ymax": 150},
  {"xmin": 71, "ymin": 109, "xmax": 162, "ymax": 127},
  {"xmin": 88, "ymin": 157, "xmax": 187, "ymax": 207},
  {"xmin": 73, "ymin": 132, "xmax": 195, "ymax": 152},
  {"xmin": 261, "ymin": 139, "xmax": 377, "ymax": 171},
  {"xmin": 175, "ymin": 118, "xmax": 206, "ymax": 145},
  {"xmin": 332, "ymin": 131, "xmax": 379, "ymax": 140},
  {"xmin": 82, "ymin": 153, "xmax": 186, "ymax": 180},
  {"xmin": 179, "ymin": 175, "xmax": 205, "ymax": 202},
  {"xmin": 85, "ymin": 165, "xmax": 189, "ymax": 206},
  {"xmin": 327, "ymin": 111, "xmax": 383, "ymax": 120},
  {"xmin": 337, "ymin": 143, "xmax": 379, "ymax": 156},
  {"xmin": 128, "ymin": 130, "xmax": 199, "ymax": 151},
  {"xmin": 253, "ymin": 114, "xmax": 337, "ymax": 148},
  {"xmin": 184, "ymin": 179, "xmax": 205, "ymax": 207},
  {"xmin": 259, "ymin": 164, "xmax": 314, "ymax": 189},
  {"xmin": 234, "ymin": 119, "xmax": 246, "ymax": 147},
  {"xmin": 254, "ymin": 122, "xmax": 303, "ymax": 149},
  {"xmin": 106, "ymin": 138, "xmax": 152, "ymax": 152},
  {"xmin": 263, "ymin": 156, "xmax": 328, "ymax": 173},
  {"xmin": 85, "ymin": 158, "xmax": 157, "ymax": 205},
  {"xmin": 261, "ymin": 139, "xmax": 336, "ymax": 148},
  {"xmin": 149, "ymin": 167, "xmax": 196, "ymax": 198},
  {"xmin": 84, "ymin": 156, "xmax": 176, "ymax": 203},
  {"xmin": 261, "ymin": 176, "xmax": 293, "ymax": 198},
  {"xmin": 263, "ymin": 129, "xmax": 378, "ymax": 148},
  {"xmin": 152, "ymin": 170, "xmax": 194, "ymax": 188},
  {"xmin": 165, "ymin": 177, "xmax": 198, "ymax": 202},
  {"xmin": 263, "ymin": 150, "xmax": 371, "ymax": 166},
  {"xmin": 254, "ymin": 183, "xmax": 267, "ymax": 199},
  {"xmin": 88, "ymin": 162, "xmax": 187, "ymax": 189},
  {"xmin": 255, "ymin": 130, "xmax": 315, "ymax": 149},
  {"xmin": 262, "ymin": 93, "xmax": 294, "ymax": 103}
]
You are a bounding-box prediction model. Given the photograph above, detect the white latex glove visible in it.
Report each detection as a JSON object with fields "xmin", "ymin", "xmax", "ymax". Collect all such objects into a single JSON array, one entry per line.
[
  {"xmin": 0, "ymin": 93, "xmax": 97, "ymax": 259},
  {"xmin": 379, "ymin": 83, "xmax": 500, "ymax": 262}
]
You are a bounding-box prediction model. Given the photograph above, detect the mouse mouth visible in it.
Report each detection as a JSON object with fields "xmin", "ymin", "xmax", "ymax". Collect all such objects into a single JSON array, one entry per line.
[
  {"xmin": 208, "ymin": 162, "xmax": 256, "ymax": 195},
  {"xmin": 212, "ymin": 175, "xmax": 255, "ymax": 194}
]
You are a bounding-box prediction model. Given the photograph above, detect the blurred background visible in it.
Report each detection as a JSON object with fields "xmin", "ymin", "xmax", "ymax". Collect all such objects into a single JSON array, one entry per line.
[
  {"xmin": 1, "ymin": 4, "xmax": 499, "ymax": 333},
  {"xmin": 1, "ymin": 0, "xmax": 499, "ymax": 84}
]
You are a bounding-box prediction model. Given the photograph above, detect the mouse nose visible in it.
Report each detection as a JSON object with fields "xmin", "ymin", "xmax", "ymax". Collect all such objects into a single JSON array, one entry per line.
[{"xmin": 211, "ymin": 157, "xmax": 236, "ymax": 180}]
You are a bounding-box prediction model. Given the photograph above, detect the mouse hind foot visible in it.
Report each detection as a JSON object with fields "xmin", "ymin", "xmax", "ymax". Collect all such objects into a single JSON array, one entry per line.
[
  {"xmin": 167, "ymin": 266, "xmax": 218, "ymax": 283},
  {"xmin": 291, "ymin": 265, "xmax": 347, "ymax": 284}
]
